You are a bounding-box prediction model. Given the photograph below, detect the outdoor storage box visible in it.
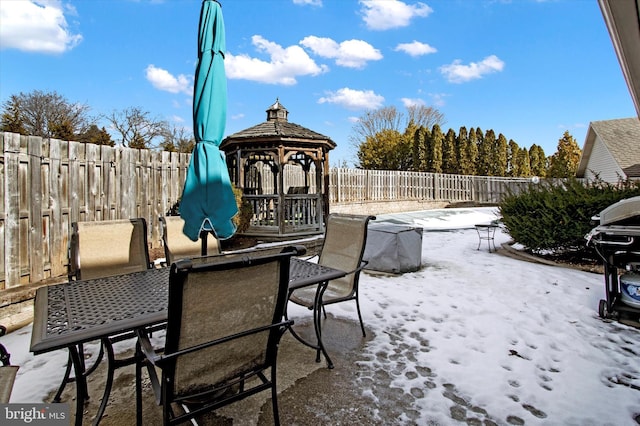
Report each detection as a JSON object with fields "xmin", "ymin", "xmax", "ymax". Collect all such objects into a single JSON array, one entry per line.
[{"xmin": 363, "ymin": 224, "xmax": 423, "ymax": 274}]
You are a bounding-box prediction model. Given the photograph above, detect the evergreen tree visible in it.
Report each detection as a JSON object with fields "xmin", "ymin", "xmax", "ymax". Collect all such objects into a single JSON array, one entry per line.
[
  {"xmin": 515, "ymin": 147, "xmax": 531, "ymax": 177},
  {"xmin": 428, "ymin": 124, "xmax": 444, "ymax": 173},
  {"xmin": 494, "ymin": 133, "xmax": 508, "ymax": 176},
  {"xmin": 403, "ymin": 120, "xmax": 418, "ymax": 170},
  {"xmin": 0, "ymin": 99, "xmax": 26, "ymax": 134},
  {"xmin": 130, "ymin": 133, "xmax": 147, "ymax": 149},
  {"xmin": 466, "ymin": 127, "xmax": 478, "ymax": 176},
  {"xmin": 442, "ymin": 128, "xmax": 458, "ymax": 174},
  {"xmin": 547, "ymin": 131, "xmax": 582, "ymax": 178},
  {"xmin": 421, "ymin": 126, "xmax": 432, "ymax": 172},
  {"xmin": 457, "ymin": 127, "xmax": 471, "ymax": 175},
  {"xmin": 476, "ymin": 128, "xmax": 491, "ymax": 175},
  {"xmin": 78, "ymin": 125, "xmax": 115, "ymax": 146},
  {"xmin": 529, "ymin": 144, "xmax": 547, "ymax": 178},
  {"xmin": 50, "ymin": 119, "xmax": 75, "ymax": 140},
  {"xmin": 412, "ymin": 127, "xmax": 421, "ymax": 171},
  {"xmin": 507, "ymin": 139, "xmax": 520, "ymax": 177}
]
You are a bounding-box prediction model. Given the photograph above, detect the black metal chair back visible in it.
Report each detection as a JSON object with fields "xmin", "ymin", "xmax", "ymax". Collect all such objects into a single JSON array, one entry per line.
[{"xmin": 136, "ymin": 250, "xmax": 294, "ymax": 425}]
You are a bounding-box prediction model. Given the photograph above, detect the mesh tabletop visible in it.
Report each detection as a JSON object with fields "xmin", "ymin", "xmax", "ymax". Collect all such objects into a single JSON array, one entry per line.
[
  {"xmin": 31, "ymin": 268, "xmax": 170, "ymax": 354},
  {"xmin": 31, "ymin": 259, "xmax": 345, "ymax": 354},
  {"xmin": 289, "ymin": 258, "xmax": 346, "ymax": 289}
]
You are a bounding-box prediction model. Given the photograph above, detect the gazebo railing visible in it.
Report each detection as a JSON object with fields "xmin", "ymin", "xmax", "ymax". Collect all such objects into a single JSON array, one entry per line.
[{"xmin": 242, "ymin": 194, "xmax": 323, "ymax": 236}]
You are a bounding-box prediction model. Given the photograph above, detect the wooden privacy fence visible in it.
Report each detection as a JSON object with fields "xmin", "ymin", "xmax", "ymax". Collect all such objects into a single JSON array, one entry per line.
[
  {"xmin": 1, "ymin": 133, "xmax": 190, "ymax": 288},
  {"xmin": 1, "ymin": 132, "xmax": 533, "ymax": 289}
]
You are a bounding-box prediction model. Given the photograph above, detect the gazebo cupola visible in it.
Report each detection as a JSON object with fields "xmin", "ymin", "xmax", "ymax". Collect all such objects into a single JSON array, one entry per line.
[
  {"xmin": 220, "ymin": 99, "xmax": 336, "ymax": 239},
  {"xmin": 266, "ymin": 98, "xmax": 289, "ymax": 121}
]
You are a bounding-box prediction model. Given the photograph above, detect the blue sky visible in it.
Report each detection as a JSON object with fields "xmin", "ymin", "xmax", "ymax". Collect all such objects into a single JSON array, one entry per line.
[{"xmin": 0, "ymin": 0, "xmax": 636, "ymax": 166}]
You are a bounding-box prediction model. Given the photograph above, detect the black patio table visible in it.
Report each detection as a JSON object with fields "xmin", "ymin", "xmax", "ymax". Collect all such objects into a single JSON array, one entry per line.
[{"xmin": 30, "ymin": 257, "xmax": 345, "ymax": 426}]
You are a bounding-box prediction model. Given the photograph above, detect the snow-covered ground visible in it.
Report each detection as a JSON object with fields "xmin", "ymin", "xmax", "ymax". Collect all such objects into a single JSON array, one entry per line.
[{"xmin": 3, "ymin": 208, "xmax": 639, "ymax": 425}]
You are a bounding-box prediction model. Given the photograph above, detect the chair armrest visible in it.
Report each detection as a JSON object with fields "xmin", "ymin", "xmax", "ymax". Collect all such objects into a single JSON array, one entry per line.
[
  {"xmin": 339, "ymin": 259, "xmax": 368, "ymax": 276},
  {"xmin": 160, "ymin": 320, "xmax": 294, "ymax": 363}
]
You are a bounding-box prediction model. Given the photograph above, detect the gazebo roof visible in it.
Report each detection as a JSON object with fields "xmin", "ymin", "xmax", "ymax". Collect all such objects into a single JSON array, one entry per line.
[{"xmin": 221, "ymin": 99, "xmax": 336, "ymax": 150}]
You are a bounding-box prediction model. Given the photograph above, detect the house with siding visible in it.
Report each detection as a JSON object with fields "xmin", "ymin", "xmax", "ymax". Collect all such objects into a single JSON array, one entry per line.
[{"xmin": 576, "ymin": 117, "xmax": 640, "ymax": 183}]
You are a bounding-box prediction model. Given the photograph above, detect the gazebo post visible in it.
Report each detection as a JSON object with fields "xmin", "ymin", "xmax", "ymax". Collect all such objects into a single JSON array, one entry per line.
[
  {"xmin": 277, "ymin": 161, "xmax": 285, "ymax": 235},
  {"xmin": 323, "ymin": 151, "xmax": 331, "ymax": 223}
]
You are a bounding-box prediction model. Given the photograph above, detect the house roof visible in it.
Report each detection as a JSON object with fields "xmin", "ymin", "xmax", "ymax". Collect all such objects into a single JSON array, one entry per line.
[
  {"xmin": 599, "ymin": 0, "xmax": 640, "ymax": 117},
  {"xmin": 576, "ymin": 117, "xmax": 640, "ymax": 177}
]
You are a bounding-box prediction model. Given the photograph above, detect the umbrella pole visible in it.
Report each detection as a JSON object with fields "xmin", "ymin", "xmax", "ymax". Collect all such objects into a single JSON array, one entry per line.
[{"xmin": 200, "ymin": 230, "xmax": 208, "ymax": 256}]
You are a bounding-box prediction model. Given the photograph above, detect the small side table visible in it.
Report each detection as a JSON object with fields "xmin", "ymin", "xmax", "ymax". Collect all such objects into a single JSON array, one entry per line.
[{"xmin": 475, "ymin": 222, "xmax": 499, "ymax": 252}]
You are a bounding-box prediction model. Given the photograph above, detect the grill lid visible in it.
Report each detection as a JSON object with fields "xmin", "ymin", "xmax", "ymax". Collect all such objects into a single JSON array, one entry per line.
[{"xmin": 597, "ymin": 196, "xmax": 640, "ymax": 226}]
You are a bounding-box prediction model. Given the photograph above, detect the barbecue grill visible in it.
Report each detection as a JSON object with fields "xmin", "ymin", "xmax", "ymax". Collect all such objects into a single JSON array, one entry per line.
[{"xmin": 586, "ymin": 196, "xmax": 640, "ymax": 326}]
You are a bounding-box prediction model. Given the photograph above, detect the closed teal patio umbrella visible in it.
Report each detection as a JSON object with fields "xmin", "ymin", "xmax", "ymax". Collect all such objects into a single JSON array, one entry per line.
[{"xmin": 180, "ymin": 0, "xmax": 237, "ymax": 245}]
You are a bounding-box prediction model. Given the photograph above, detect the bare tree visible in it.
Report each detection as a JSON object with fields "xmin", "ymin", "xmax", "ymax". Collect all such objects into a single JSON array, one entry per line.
[
  {"xmin": 406, "ymin": 105, "xmax": 445, "ymax": 130},
  {"xmin": 106, "ymin": 107, "xmax": 167, "ymax": 148},
  {"xmin": 1, "ymin": 90, "xmax": 91, "ymax": 139},
  {"xmin": 159, "ymin": 125, "xmax": 195, "ymax": 153},
  {"xmin": 349, "ymin": 105, "xmax": 445, "ymax": 147}
]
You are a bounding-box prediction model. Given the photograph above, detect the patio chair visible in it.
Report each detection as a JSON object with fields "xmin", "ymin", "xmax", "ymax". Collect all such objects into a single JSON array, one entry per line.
[
  {"xmin": 69, "ymin": 218, "xmax": 152, "ymax": 280},
  {"xmin": 159, "ymin": 216, "xmax": 220, "ymax": 265},
  {"xmin": 135, "ymin": 249, "xmax": 295, "ymax": 425},
  {"xmin": 55, "ymin": 218, "xmax": 155, "ymax": 418},
  {"xmin": 0, "ymin": 325, "xmax": 19, "ymax": 403},
  {"xmin": 288, "ymin": 213, "xmax": 375, "ymax": 337}
]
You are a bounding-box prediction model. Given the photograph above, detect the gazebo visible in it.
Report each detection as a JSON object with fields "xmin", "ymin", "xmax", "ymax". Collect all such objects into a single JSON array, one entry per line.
[{"xmin": 220, "ymin": 99, "xmax": 336, "ymax": 238}]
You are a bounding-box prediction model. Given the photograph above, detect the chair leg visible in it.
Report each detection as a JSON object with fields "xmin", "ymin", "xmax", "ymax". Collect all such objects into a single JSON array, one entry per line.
[
  {"xmin": 271, "ymin": 362, "xmax": 280, "ymax": 426},
  {"xmin": 135, "ymin": 341, "xmax": 143, "ymax": 426},
  {"xmin": 67, "ymin": 345, "xmax": 87, "ymax": 426},
  {"xmin": 54, "ymin": 342, "xmax": 104, "ymax": 403},
  {"xmin": 94, "ymin": 339, "xmax": 117, "ymax": 425},
  {"xmin": 52, "ymin": 352, "xmax": 73, "ymax": 402},
  {"xmin": 355, "ymin": 296, "xmax": 366, "ymax": 337}
]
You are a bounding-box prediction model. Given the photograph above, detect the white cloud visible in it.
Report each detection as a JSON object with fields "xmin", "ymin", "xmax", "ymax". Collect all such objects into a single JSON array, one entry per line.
[
  {"xmin": 0, "ymin": 0, "xmax": 82, "ymax": 54},
  {"xmin": 359, "ymin": 0, "xmax": 433, "ymax": 31},
  {"xmin": 293, "ymin": 0, "xmax": 322, "ymax": 6},
  {"xmin": 428, "ymin": 93, "xmax": 448, "ymax": 107},
  {"xmin": 401, "ymin": 97, "xmax": 426, "ymax": 108},
  {"xmin": 318, "ymin": 87, "xmax": 384, "ymax": 110},
  {"xmin": 300, "ymin": 36, "xmax": 382, "ymax": 69},
  {"xmin": 225, "ymin": 35, "xmax": 328, "ymax": 85},
  {"xmin": 440, "ymin": 55, "xmax": 505, "ymax": 83},
  {"xmin": 145, "ymin": 65, "xmax": 192, "ymax": 95},
  {"xmin": 395, "ymin": 40, "xmax": 437, "ymax": 57}
]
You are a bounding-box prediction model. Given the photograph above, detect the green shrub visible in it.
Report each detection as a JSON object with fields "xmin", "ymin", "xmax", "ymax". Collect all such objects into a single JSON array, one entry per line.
[
  {"xmin": 499, "ymin": 178, "xmax": 640, "ymax": 256},
  {"xmin": 232, "ymin": 184, "xmax": 253, "ymax": 233},
  {"xmin": 167, "ymin": 184, "xmax": 253, "ymax": 234}
]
